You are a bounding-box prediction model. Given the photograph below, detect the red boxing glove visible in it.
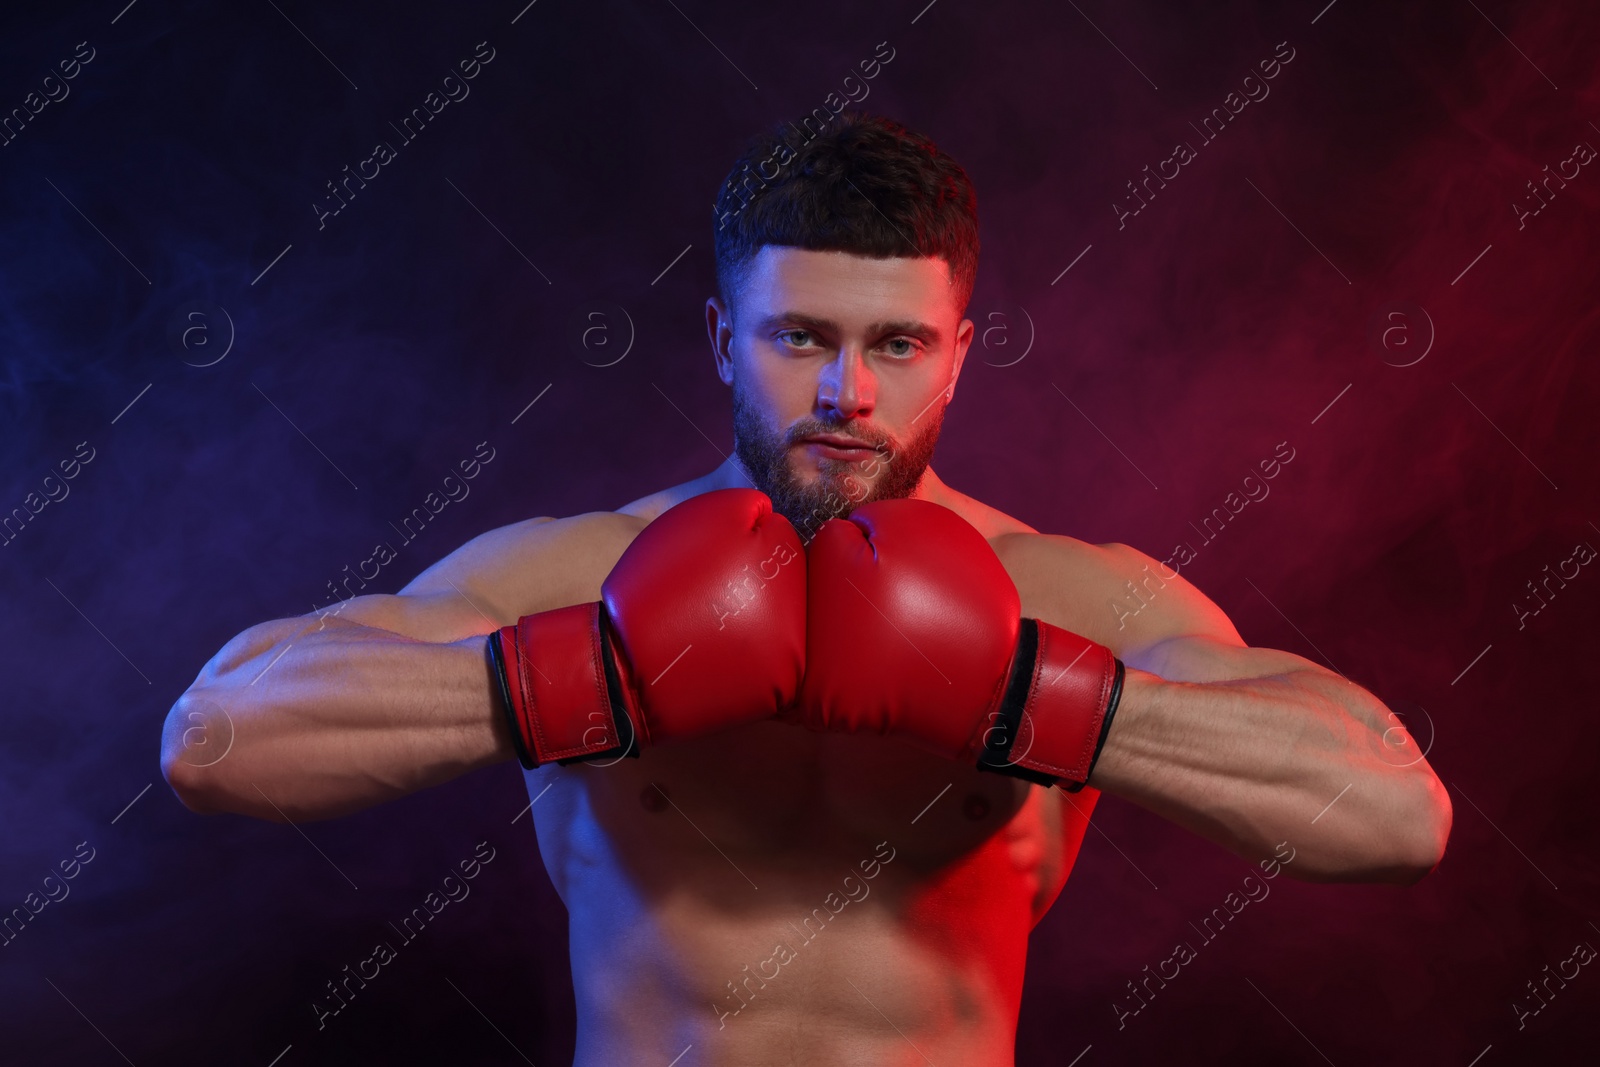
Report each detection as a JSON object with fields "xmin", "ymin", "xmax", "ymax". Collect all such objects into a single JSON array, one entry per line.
[
  {"xmin": 798, "ymin": 499, "xmax": 1124, "ymax": 790},
  {"xmin": 488, "ymin": 489, "xmax": 806, "ymax": 768}
]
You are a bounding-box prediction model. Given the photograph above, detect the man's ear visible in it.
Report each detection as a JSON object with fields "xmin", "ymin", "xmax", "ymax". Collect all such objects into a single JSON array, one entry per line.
[
  {"xmin": 707, "ymin": 297, "xmax": 736, "ymax": 386},
  {"xmin": 945, "ymin": 314, "xmax": 975, "ymax": 405}
]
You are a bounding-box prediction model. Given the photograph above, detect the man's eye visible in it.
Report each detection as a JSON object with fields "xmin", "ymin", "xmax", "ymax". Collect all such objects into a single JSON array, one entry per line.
[
  {"xmin": 779, "ymin": 329, "xmax": 817, "ymax": 349},
  {"xmin": 885, "ymin": 338, "xmax": 920, "ymax": 357}
]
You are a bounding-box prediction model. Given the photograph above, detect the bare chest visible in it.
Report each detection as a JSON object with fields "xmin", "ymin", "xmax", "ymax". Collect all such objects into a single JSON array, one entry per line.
[
  {"xmin": 521, "ymin": 525, "xmax": 1113, "ymax": 920},
  {"xmin": 526, "ymin": 721, "xmax": 1089, "ymax": 930}
]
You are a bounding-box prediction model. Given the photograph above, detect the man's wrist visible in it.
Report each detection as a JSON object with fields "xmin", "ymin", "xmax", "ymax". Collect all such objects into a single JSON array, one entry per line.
[{"xmin": 1062, "ymin": 656, "xmax": 1124, "ymax": 792}]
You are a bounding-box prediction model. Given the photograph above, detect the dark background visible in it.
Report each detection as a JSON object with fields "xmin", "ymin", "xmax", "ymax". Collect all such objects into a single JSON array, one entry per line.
[{"xmin": 2, "ymin": 0, "xmax": 1596, "ymax": 1063}]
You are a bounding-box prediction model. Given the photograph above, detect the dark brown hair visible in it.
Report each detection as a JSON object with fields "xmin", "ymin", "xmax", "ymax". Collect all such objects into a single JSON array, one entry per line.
[{"xmin": 711, "ymin": 110, "xmax": 980, "ymax": 321}]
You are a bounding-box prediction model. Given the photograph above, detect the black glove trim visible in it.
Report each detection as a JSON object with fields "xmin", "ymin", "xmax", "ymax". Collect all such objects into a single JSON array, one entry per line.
[
  {"xmin": 977, "ymin": 618, "xmax": 1059, "ymax": 787},
  {"xmin": 1062, "ymin": 657, "xmax": 1124, "ymax": 793},
  {"xmin": 487, "ymin": 629, "xmax": 537, "ymax": 771},
  {"xmin": 555, "ymin": 614, "xmax": 640, "ymax": 765}
]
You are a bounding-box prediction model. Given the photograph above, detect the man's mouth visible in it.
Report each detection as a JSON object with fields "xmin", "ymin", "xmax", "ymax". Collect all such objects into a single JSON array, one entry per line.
[{"xmin": 798, "ymin": 434, "xmax": 883, "ymax": 461}]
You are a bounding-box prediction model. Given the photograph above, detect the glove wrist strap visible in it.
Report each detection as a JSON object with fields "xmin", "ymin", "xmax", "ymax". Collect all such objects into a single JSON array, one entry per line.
[
  {"xmin": 489, "ymin": 603, "xmax": 640, "ymax": 768},
  {"xmin": 978, "ymin": 618, "xmax": 1124, "ymax": 790},
  {"xmin": 487, "ymin": 629, "xmax": 537, "ymax": 770}
]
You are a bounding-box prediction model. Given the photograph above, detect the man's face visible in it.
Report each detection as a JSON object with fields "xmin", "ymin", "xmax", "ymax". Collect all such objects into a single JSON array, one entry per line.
[{"xmin": 709, "ymin": 246, "xmax": 974, "ymax": 542}]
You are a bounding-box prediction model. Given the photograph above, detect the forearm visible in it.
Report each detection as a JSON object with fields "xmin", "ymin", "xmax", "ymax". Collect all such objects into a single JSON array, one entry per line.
[
  {"xmin": 162, "ymin": 614, "xmax": 515, "ymax": 822},
  {"xmin": 1087, "ymin": 667, "xmax": 1451, "ymax": 883}
]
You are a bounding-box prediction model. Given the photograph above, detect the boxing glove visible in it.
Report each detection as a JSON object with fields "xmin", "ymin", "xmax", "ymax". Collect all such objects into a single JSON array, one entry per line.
[
  {"xmin": 488, "ymin": 489, "xmax": 806, "ymax": 768},
  {"xmin": 797, "ymin": 498, "xmax": 1124, "ymax": 790}
]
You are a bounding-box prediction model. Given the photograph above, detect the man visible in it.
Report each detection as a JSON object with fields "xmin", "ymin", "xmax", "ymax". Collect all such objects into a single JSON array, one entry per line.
[{"xmin": 162, "ymin": 111, "xmax": 1451, "ymax": 1065}]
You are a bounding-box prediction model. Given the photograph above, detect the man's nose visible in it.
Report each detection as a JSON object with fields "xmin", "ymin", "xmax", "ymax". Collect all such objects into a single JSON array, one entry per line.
[{"xmin": 818, "ymin": 347, "xmax": 875, "ymax": 418}]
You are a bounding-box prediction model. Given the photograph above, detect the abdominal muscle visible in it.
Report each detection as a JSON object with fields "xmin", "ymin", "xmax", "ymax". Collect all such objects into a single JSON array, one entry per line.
[{"xmin": 527, "ymin": 719, "xmax": 1097, "ymax": 1067}]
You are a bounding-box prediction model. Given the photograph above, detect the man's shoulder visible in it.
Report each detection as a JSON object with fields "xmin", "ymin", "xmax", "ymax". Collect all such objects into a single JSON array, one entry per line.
[
  {"xmin": 449, "ymin": 509, "xmax": 647, "ymax": 561},
  {"xmin": 929, "ymin": 486, "xmax": 1108, "ymax": 559},
  {"xmin": 615, "ymin": 490, "xmax": 681, "ymax": 524},
  {"xmin": 927, "ymin": 485, "xmax": 1116, "ymax": 560},
  {"xmin": 615, "ymin": 470, "xmax": 735, "ymax": 523},
  {"xmin": 987, "ymin": 528, "xmax": 1126, "ymax": 608}
]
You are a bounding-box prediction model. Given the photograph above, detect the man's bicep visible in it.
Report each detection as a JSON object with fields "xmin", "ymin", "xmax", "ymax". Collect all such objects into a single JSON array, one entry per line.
[
  {"xmin": 394, "ymin": 509, "xmax": 643, "ymax": 628},
  {"xmin": 396, "ymin": 515, "xmax": 560, "ymax": 621},
  {"xmin": 186, "ymin": 590, "xmax": 488, "ymax": 691},
  {"xmin": 400, "ymin": 515, "xmax": 556, "ymax": 591},
  {"xmin": 285, "ymin": 516, "xmax": 569, "ymax": 644},
  {"xmin": 305, "ymin": 590, "xmax": 503, "ymax": 643},
  {"xmin": 1099, "ymin": 542, "xmax": 1241, "ymax": 646},
  {"xmin": 1099, "ymin": 542, "xmax": 1322, "ymax": 682},
  {"xmin": 1127, "ymin": 631, "xmax": 1328, "ymax": 683}
]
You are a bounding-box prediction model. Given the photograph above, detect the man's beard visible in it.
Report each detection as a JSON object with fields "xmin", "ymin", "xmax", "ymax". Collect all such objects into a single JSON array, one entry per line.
[{"xmin": 730, "ymin": 379, "xmax": 946, "ymax": 544}]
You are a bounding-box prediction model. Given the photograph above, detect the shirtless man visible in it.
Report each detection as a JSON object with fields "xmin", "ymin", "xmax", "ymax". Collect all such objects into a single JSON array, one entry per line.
[{"xmin": 161, "ymin": 112, "xmax": 1452, "ymax": 1065}]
